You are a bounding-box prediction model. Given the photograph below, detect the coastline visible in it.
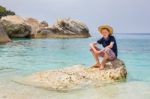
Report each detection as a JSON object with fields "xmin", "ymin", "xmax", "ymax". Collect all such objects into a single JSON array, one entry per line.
[{"xmin": 0, "ymin": 15, "xmax": 91, "ymax": 44}]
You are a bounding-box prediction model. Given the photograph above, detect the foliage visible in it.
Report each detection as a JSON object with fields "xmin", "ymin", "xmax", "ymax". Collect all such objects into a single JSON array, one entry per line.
[{"xmin": 0, "ymin": 5, "xmax": 15, "ymax": 18}]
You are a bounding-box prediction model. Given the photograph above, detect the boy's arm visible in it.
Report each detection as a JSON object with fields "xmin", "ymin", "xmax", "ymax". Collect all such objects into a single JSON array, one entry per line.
[
  {"xmin": 89, "ymin": 42, "xmax": 98, "ymax": 52},
  {"xmin": 89, "ymin": 42, "xmax": 97, "ymax": 47},
  {"xmin": 106, "ymin": 36, "xmax": 115, "ymax": 49},
  {"xmin": 90, "ymin": 42, "xmax": 104, "ymax": 54},
  {"xmin": 106, "ymin": 42, "xmax": 114, "ymax": 49},
  {"xmin": 96, "ymin": 42, "xmax": 114, "ymax": 54}
]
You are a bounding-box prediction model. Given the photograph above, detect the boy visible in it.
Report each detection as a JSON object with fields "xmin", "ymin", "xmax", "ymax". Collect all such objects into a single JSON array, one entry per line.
[{"xmin": 90, "ymin": 25, "xmax": 118, "ymax": 70}]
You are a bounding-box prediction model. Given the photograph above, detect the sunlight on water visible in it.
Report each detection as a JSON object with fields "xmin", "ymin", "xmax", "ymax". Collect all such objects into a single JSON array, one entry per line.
[{"xmin": 0, "ymin": 34, "xmax": 150, "ymax": 99}]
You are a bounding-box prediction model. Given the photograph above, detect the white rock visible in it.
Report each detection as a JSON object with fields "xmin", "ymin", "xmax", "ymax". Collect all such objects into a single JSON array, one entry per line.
[{"xmin": 15, "ymin": 59, "xmax": 127, "ymax": 91}]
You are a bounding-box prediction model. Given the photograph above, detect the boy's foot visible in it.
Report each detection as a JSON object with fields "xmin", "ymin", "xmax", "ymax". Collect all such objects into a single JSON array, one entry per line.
[
  {"xmin": 99, "ymin": 66, "xmax": 104, "ymax": 70},
  {"xmin": 91, "ymin": 63, "xmax": 101, "ymax": 68}
]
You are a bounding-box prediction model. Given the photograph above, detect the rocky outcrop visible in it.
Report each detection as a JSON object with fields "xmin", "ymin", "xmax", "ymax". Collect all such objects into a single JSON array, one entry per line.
[
  {"xmin": 15, "ymin": 59, "xmax": 127, "ymax": 91},
  {"xmin": 1, "ymin": 15, "xmax": 25, "ymax": 24},
  {"xmin": 0, "ymin": 24, "xmax": 11, "ymax": 43},
  {"xmin": 39, "ymin": 21, "xmax": 49, "ymax": 28},
  {"xmin": 35, "ymin": 18, "xmax": 91, "ymax": 38},
  {"xmin": 0, "ymin": 16, "xmax": 32, "ymax": 38},
  {"xmin": 0, "ymin": 15, "xmax": 48, "ymax": 38},
  {"xmin": 1, "ymin": 16, "xmax": 90, "ymax": 38},
  {"xmin": 0, "ymin": 20, "xmax": 31, "ymax": 38},
  {"xmin": 25, "ymin": 18, "xmax": 48, "ymax": 35}
]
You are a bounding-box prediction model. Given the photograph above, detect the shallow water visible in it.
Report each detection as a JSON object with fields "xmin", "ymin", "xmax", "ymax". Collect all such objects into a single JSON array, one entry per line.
[{"xmin": 0, "ymin": 33, "xmax": 150, "ymax": 99}]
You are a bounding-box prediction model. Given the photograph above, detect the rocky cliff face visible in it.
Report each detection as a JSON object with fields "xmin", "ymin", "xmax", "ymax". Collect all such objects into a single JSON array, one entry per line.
[
  {"xmin": 15, "ymin": 59, "xmax": 127, "ymax": 91},
  {"xmin": 0, "ymin": 16, "xmax": 90, "ymax": 39},
  {"xmin": 0, "ymin": 24, "xmax": 11, "ymax": 43}
]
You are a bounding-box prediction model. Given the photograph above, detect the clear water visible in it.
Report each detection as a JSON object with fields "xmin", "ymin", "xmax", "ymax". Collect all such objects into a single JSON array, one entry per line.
[{"xmin": 0, "ymin": 33, "xmax": 150, "ymax": 99}]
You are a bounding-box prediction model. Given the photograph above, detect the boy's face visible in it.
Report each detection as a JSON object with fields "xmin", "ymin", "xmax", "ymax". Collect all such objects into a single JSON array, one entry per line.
[{"xmin": 100, "ymin": 29, "xmax": 110, "ymax": 39}]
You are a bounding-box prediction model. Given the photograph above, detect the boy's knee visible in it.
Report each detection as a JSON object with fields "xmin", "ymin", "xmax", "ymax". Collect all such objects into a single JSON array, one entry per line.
[
  {"xmin": 89, "ymin": 43, "xmax": 92, "ymax": 46},
  {"xmin": 104, "ymin": 52, "xmax": 109, "ymax": 59},
  {"xmin": 90, "ymin": 48, "xmax": 93, "ymax": 52},
  {"xmin": 89, "ymin": 42, "xmax": 94, "ymax": 46}
]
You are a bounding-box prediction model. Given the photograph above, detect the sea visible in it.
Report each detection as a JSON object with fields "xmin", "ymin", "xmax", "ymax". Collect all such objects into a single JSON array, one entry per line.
[{"xmin": 0, "ymin": 33, "xmax": 150, "ymax": 99}]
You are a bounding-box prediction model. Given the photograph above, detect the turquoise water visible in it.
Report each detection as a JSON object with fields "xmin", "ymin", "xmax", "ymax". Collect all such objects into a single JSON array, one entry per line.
[{"xmin": 0, "ymin": 33, "xmax": 150, "ymax": 99}]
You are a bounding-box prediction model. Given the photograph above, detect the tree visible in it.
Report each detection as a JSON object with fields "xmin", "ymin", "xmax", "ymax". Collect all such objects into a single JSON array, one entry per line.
[{"xmin": 0, "ymin": 5, "xmax": 15, "ymax": 18}]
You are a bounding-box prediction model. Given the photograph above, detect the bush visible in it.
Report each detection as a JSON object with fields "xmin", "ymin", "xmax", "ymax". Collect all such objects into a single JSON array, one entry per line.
[{"xmin": 0, "ymin": 5, "xmax": 15, "ymax": 18}]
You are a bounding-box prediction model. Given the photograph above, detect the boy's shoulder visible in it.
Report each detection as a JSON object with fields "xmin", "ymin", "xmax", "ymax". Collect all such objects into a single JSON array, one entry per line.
[
  {"xmin": 109, "ymin": 35, "xmax": 116, "ymax": 39},
  {"xmin": 109, "ymin": 35, "xmax": 115, "ymax": 38}
]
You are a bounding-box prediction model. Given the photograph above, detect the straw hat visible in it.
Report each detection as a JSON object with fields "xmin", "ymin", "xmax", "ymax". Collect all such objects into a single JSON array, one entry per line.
[{"xmin": 98, "ymin": 25, "xmax": 113, "ymax": 35}]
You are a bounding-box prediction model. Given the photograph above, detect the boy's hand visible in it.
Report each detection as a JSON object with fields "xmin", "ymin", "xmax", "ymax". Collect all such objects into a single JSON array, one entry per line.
[
  {"xmin": 89, "ymin": 42, "xmax": 101, "ymax": 54},
  {"xmin": 94, "ymin": 50, "xmax": 101, "ymax": 55},
  {"xmin": 89, "ymin": 42, "xmax": 97, "ymax": 47}
]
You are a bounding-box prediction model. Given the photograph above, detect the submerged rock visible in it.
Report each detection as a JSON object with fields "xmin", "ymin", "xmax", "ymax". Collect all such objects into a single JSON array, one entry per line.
[
  {"xmin": 15, "ymin": 59, "xmax": 127, "ymax": 91},
  {"xmin": 0, "ymin": 24, "xmax": 11, "ymax": 43},
  {"xmin": 36, "ymin": 18, "xmax": 91, "ymax": 38}
]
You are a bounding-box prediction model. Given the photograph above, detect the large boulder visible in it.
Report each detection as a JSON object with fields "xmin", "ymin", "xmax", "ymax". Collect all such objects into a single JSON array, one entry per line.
[
  {"xmin": 1, "ymin": 15, "xmax": 24, "ymax": 24},
  {"xmin": 1, "ymin": 20, "xmax": 31, "ymax": 38},
  {"xmin": 0, "ymin": 16, "xmax": 32, "ymax": 38},
  {"xmin": 0, "ymin": 15, "xmax": 49, "ymax": 38},
  {"xmin": 25, "ymin": 18, "xmax": 48, "ymax": 35},
  {"xmin": 36, "ymin": 18, "xmax": 91, "ymax": 38},
  {"xmin": 0, "ymin": 24, "xmax": 11, "ymax": 43},
  {"xmin": 15, "ymin": 59, "xmax": 127, "ymax": 91}
]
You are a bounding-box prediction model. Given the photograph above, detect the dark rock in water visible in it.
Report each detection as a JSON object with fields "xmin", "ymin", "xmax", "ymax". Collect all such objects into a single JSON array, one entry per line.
[
  {"xmin": 0, "ymin": 24, "xmax": 11, "ymax": 43},
  {"xmin": 36, "ymin": 18, "xmax": 91, "ymax": 38}
]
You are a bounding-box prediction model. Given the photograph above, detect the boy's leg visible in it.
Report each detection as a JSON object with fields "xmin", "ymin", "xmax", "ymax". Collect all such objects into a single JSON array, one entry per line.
[
  {"xmin": 99, "ymin": 52, "xmax": 109, "ymax": 70},
  {"xmin": 90, "ymin": 50, "xmax": 100, "ymax": 67},
  {"xmin": 99, "ymin": 48, "xmax": 116, "ymax": 69},
  {"xmin": 90, "ymin": 46, "xmax": 101, "ymax": 67}
]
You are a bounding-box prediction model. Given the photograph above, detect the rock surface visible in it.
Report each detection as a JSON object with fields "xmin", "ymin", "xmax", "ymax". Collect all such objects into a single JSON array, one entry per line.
[
  {"xmin": 0, "ymin": 16, "xmax": 90, "ymax": 38},
  {"xmin": 25, "ymin": 18, "xmax": 48, "ymax": 36},
  {"xmin": 0, "ymin": 16, "xmax": 32, "ymax": 38},
  {"xmin": 35, "ymin": 18, "xmax": 91, "ymax": 38},
  {"xmin": 0, "ymin": 15, "xmax": 48, "ymax": 38},
  {"xmin": 15, "ymin": 59, "xmax": 127, "ymax": 91},
  {"xmin": 0, "ymin": 24, "xmax": 11, "ymax": 43}
]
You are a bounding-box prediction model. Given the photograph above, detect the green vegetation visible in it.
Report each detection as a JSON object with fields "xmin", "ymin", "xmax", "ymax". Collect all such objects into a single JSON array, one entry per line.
[{"xmin": 0, "ymin": 5, "xmax": 15, "ymax": 18}]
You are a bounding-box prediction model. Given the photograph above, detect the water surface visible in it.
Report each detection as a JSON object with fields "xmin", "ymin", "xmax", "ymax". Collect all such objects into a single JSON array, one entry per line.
[{"xmin": 0, "ymin": 33, "xmax": 150, "ymax": 99}]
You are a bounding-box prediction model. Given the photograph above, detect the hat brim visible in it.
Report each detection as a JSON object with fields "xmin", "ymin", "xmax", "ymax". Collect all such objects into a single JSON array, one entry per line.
[{"xmin": 98, "ymin": 25, "xmax": 113, "ymax": 35}]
